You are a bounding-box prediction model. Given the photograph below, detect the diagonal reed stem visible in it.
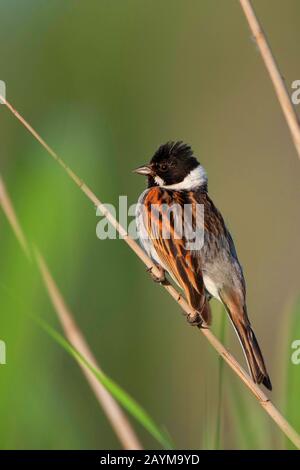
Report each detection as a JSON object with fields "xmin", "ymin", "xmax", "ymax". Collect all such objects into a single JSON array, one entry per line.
[
  {"xmin": 239, "ymin": 0, "xmax": 300, "ymax": 160},
  {"xmin": 0, "ymin": 175, "xmax": 142, "ymax": 450},
  {"xmin": 0, "ymin": 178, "xmax": 30, "ymax": 259},
  {"xmin": 35, "ymin": 251, "xmax": 143, "ymax": 450},
  {"xmin": 0, "ymin": 98, "xmax": 299, "ymax": 448},
  {"xmin": 214, "ymin": 305, "xmax": 227, "ymax": 450}
]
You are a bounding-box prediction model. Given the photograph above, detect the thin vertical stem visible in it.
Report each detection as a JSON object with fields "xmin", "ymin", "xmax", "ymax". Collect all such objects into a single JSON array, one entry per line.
[
  {"xmin": 214, "ymin": 305, "xmax": 227, "ymax": 450},
  {"xmin": 239, "ymin": 0, "xmax": 300, "ymax": 160}
]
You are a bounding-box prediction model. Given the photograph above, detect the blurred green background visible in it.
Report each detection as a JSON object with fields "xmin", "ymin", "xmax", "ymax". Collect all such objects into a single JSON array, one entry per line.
[{"xmin": 0, "ymin": 0, "xmax": 300, "ymax": 450}]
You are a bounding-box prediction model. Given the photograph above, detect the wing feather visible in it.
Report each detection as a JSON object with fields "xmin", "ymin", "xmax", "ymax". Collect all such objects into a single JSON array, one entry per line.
[{"xmin": 141, "ymin": 187, "xmax": 210, "ymax": 323}]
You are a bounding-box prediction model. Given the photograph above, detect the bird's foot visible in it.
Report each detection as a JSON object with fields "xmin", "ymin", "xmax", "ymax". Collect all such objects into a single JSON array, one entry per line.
[
  {"xmin": 187, "ymin": 310, "xmax": 209, "ymax": 329},
  {"xmin": 146, "ymin": 265, "xmax": 167, "ymax": 284}
]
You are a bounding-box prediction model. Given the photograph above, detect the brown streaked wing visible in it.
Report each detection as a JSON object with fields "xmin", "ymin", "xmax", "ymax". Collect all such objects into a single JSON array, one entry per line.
[{"xmin": 142, "ymin": 187, "xmax": 210, "ymax": 322}]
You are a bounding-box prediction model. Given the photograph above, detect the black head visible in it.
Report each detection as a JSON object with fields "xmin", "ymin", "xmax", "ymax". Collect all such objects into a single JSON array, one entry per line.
[{"xmin": 134, "ymin": 141, "xmax": 207, "ymax": 190}]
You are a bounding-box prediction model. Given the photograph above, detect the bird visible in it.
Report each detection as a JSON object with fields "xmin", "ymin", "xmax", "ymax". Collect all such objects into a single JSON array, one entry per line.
[{"xmin": 134, "ymin": 141, "xmax": 272, "ymax": 390}]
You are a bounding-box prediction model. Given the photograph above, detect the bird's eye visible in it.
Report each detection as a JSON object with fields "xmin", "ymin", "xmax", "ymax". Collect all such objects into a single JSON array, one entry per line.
[{"xmin": 160, "ymin": 163, "xmax": 168, "ymax": 172}]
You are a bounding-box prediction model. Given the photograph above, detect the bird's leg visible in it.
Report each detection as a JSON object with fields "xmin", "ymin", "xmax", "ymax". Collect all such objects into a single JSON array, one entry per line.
[
  {"xmin": 146, "ymin": 264, "xmax": 167, "ymax": 284},
  {"xmin": 187, "ymin": 310, "xmax": 204, "ymax": 327},
  {"xmin": 186, "ymin": 305, "xmax": 210, "ymax": 329}
]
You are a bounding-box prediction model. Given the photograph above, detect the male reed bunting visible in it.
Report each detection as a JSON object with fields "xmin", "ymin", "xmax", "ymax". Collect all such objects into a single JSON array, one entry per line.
[{"xmin": 134, "ymin": 141, "xmax": 271, "ymax": 390}]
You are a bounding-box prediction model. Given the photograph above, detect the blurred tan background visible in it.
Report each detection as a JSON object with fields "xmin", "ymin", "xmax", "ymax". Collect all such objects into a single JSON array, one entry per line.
[{"xmin": 0, "ymin": 0, "xmax": 299, "ymax": 449}]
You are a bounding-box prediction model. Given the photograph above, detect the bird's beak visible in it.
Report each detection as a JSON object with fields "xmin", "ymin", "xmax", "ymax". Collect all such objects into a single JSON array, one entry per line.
[{"xmin": 132, "ymin": 164, "xmax": 153, "ymax": 176}]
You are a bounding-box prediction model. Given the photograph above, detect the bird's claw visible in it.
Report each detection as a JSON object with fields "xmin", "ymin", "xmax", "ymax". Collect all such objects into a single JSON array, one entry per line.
[
  {"xmin": 146, "ymin": 265, "xmax": 167, "ymax": 284},
  {"xmin": 187, "ymin": 310, "xmax": 209, "ymax": 329}
]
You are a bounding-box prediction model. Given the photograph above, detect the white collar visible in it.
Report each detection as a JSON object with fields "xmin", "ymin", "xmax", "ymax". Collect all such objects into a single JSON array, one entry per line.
[{"xmin": 155, "ymin": 165, "xmax": 207, "ymax": 190}]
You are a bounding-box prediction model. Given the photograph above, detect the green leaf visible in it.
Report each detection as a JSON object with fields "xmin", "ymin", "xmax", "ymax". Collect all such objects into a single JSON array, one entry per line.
[
  {"xmin": 227, "ymin": 375, "xmax": 271, "ymax": 449},
  {"xmin": 286, "ymin": 297, "xmax": 300, "ymax": 449},
  {"xmin": 34, "ymin": 315, "xmax": 173, "ymax": 450}
]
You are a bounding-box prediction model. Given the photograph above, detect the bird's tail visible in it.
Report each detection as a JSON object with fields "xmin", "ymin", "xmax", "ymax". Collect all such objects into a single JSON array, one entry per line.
[
  {"xmin": 220, "ymin": 290, "xmax": 272, "ymax": 391},
  {"xmin": 233, "ymin": 320, "xmax": 272, "ymax": 390}
]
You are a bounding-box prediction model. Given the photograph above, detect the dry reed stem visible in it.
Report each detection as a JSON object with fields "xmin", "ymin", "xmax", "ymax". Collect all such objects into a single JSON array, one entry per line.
[
  {"xmin": 1, "ymin": 98, "xmax": 299, "ymax": 448},
  {"xmin": 35, "ymin": 251, "xmax": 142, "ymax": 450},
  {"xmin": 0, "ymin": 177, "xmax": 30, "ymax": 259},
  {"xmin": 239, "ymin": 0, "xmax": 300, "ymax": 160},
  {"xmin": 0, "ymin": 176, "xmax": 142, "ymax": 450}
]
